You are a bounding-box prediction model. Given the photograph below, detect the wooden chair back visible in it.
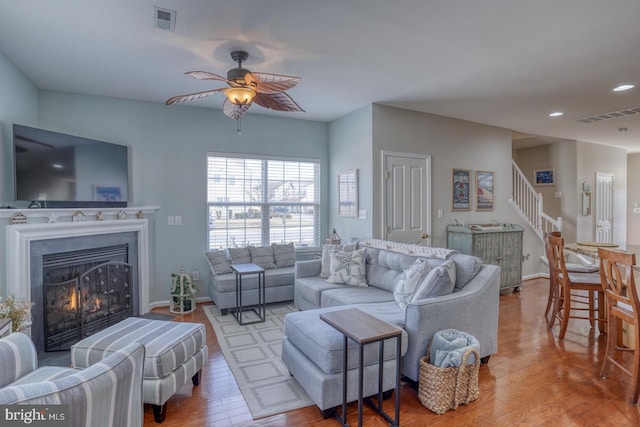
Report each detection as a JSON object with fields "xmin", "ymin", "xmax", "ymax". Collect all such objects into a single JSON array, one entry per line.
[{"xmin": 598, "ymin": 248, "xmax": 638, "ymax": 322}]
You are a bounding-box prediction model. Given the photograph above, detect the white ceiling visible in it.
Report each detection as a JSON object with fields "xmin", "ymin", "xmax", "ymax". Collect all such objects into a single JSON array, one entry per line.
[{"xmin": 2, "ymin": 1, "xmax": 640, "ymax": 151}]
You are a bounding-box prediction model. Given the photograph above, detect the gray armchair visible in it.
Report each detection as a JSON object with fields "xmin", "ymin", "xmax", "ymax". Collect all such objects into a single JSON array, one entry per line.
[{"xmin": 0, "ymin": 332, "xmax": 145, "ymax": 427}]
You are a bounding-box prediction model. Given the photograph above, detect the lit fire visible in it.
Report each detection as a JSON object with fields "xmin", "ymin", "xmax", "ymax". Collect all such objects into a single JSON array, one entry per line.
[{"xmin": 65, "ymin": 288, "xmax": 102, "ymax": 312}]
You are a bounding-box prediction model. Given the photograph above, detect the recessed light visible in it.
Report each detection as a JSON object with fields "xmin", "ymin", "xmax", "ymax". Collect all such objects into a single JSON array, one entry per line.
[
  {"xmin": 613, "ymin": 84, "xmax": 635, "ymax": 92},
  {"xmin": 549, "ymin": 112, "xmax": 564, "ymax": 117},
  {"xmin": 51, "ymin": 163, "xmax": 64, "ymax": 169}
]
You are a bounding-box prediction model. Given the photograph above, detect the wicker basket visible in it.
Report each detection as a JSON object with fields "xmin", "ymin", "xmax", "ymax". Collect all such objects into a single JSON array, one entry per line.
[{"xmin": 418, "ymin": 344, "xmax": 480, "ymax": 414}]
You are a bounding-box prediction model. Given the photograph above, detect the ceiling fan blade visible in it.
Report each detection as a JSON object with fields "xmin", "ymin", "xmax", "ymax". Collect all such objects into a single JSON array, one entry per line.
[
  {"xmin": 185, "ymin": 71, "xmax": 229, "ymax": 82},
  {"xmin": 223, "ymin": 99, "xmax": 251, "ymax": 120},
  {"xmin": 251, "ymin": 72, "xmax": 301, "ymax": 94},
  {"xmin": 253, "ymin": 92, "xmax": 305, "ymax": 112},
  {"xmin": 165, "ymin": 88, "xmax": 226, "ymax": 105}
]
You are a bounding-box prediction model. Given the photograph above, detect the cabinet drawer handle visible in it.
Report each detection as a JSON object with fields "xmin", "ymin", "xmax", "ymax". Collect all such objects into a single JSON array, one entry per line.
[{"xmin": 496, "ymin": 256, "xmax": 503, "ymax": 261}]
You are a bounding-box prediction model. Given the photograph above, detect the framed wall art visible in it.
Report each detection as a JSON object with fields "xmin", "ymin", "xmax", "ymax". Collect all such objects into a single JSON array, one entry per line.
[
  {"xmin": 451, "ymin": 168, "xmax": 471, "ymax": 211},
  {"xmin": 476, "ymin": 170, "xmax": 494, "ymax": 211},
  {"xmin": 533, "ymin": 168, "xmax": 555, "ymax": 186},
  {"xmin": 338, "ymin": 169, "xmax": 358, "ymax": 217}
]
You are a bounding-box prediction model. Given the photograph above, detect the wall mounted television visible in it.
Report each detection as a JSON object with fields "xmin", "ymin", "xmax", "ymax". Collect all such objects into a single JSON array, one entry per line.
[{"xmin": 13, "ymin": 124, "xmax": 129, "ymax": 208}]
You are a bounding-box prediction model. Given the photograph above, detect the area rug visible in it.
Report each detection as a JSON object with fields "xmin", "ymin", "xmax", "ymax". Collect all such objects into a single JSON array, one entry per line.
[{"xmin": 204, "ymin": 303, "xmax": 314, "ymax": 419}]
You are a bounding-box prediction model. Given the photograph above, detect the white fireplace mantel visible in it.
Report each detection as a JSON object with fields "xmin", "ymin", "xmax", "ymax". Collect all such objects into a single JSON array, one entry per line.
[{"xmin": 6, "ymin": 219, "xmax": 151, "ymax": 314}]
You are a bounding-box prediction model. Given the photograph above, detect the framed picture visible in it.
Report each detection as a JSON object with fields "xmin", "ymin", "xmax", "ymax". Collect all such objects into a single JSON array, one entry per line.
[
  {"xmin": 476, "ymin": 170, "xmax": 494, "ymax": 211},
  {"xmin": 533, "ymin": 168, "xmax": 555, "ymax": 186},
  {"xmin": 451, "ymin": 168, "xmax": 471, "ymax": 211},
  {"xmin": 338, "ymin": 169, "xmax": 358, "ymax": 217}
]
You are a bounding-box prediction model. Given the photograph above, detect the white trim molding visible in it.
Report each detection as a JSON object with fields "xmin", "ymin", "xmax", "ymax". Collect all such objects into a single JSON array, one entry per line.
[{"xmin": 6, "ymin": 219, "xmax": 151, "ymax": 314}]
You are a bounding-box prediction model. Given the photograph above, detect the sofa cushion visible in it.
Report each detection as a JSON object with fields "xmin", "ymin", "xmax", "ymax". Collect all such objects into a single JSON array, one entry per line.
[
  {"xmin": 321, "ymin": 286, "xmax": 396, "ymax": 307},
  {"xmin": 228, "ymin": 247, "xmax": 251, "ymax": 264},
  {"xmin": 212, "ymin": 267, "xmax": 295, "ymax": 293},
  {"xmin": 205, "ymin": 249, "xmax": 233, "ymax": 275},
  {"xmin": 250, "ymin": 246, "xmax": 276, "ymax": 269},
  {"xmin": 272, "ymin": 242, "xmax": 296, "ymax": 267},
  {"xmin": 284, "ymin": 304, "xmax": 408, "ymax": 374},
  {"xmin": 450, "ymin": 254, "xmax": 483, "ymax": 289},
  {"xmin": 393, "ymin": 258, "xmax": 430, "ymax": 310},
  {"xmin": 296, "ymin": 276, "xmax": 345, "ymax": 306},
  {"xmin": 365, "ymin": 247, "xmax": 422, "ymax": 293},
  {"xmin": 327, "ymin": 249, "xmax": 368, "ymax": 287},
  {"xmin": 320, "ymin": 243, "xmax": 357, "ymax": 278},
  {"xmin": 412, "ymin": 259, "xmax": 456, "ymax": 301}
]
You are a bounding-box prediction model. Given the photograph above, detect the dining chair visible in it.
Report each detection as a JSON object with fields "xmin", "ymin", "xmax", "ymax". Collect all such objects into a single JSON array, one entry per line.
[
  {"xmin": 598, "ymin": 247, "xmax": 640, "ymax": 403},
  {"xmin": 547, "ymin": 234, "xmax": 606, "ymax": 339},
  {"xmin": 543, "ymin": 231, "xmax": 562, "ymax": 325}
]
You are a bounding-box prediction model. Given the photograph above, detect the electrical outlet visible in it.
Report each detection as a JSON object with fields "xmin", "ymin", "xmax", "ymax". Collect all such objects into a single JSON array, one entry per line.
[
  {"xmin": 167, "ymin": 216, "xmax": 174, "ymax": 225},
  {"xmin": 174, "ymin": 215, "xmax": 182, "ymax": 226},
  {"xmin": 192, "ymin": 270, "xmax": 200, "ymax": 281}
]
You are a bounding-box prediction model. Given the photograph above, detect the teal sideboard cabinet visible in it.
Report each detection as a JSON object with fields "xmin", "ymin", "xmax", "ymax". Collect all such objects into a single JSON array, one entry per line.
[{"xmin": 447, "ymin": 224, "xmax": 524, "ymax": 291}]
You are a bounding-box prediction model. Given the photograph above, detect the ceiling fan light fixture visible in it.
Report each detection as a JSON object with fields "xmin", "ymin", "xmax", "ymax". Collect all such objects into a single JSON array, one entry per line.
[{"xmin": 224, "ymin": 87, "xmax": 256, "ymax": 105}]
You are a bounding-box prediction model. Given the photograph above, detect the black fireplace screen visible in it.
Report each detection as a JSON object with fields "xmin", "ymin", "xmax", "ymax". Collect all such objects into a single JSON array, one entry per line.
[{"xmin": 43, "ymin": 245, "xmax": 132, "ymax": 351}]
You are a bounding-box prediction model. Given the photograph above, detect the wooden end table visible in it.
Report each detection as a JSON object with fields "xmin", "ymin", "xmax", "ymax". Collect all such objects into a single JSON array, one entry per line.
[
  {"xmin": 230, "ymin": 263, "xmax": 266, "ymax": 325},
  {"xmin": 320, "ymin": 308, "xmax": 402, "ymax": 427}
]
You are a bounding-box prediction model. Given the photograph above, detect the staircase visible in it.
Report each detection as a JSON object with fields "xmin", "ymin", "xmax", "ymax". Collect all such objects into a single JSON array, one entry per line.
[{"xmin": 510, "ymin": 160, "xmax": 562, "ymax": 240}]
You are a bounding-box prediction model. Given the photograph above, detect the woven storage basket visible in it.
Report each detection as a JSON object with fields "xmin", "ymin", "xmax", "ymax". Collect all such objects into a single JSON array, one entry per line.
[{"xmin": 418, "ymin": 344, "xmax": 480, "ymax": 414}]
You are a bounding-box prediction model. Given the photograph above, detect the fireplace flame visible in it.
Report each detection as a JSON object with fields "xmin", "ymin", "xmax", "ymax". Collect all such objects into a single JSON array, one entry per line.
[{"xmin": 66, "ymin": 288, "xmax": 79, "ymax": 310}]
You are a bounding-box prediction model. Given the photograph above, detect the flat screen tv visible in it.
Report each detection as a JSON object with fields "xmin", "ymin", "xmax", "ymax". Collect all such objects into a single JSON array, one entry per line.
[{"xmin": 13, "ymin": 124, "xmax": 129, "ymax": 208}]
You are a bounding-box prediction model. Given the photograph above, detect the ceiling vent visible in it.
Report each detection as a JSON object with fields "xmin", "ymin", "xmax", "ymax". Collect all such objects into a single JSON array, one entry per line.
[
  {"xmin": 153, "ymin": 7, "xmax": 176, "ymax": 32},
  {"xmin": 576, "ymin": 106, "xmax": 640, "ymax": 124}
]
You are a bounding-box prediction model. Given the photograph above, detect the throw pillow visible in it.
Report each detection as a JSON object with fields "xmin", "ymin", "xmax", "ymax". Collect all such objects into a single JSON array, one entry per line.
[
  {"xmin": 393, "ymin": 258, "xmax": 430, "ymax": 310},
  {"xmin": 327, "ymin": 248, "xmax": 368, "ymax": 287},
  {"xmin": 450, "ymin": 254, "xmax": 483, "ymax": 289},
  {"xmin": 249, "ymin": 246, "xmax": 276, "ymax": 269},
  {"xmin": 228, "ymin": 247, "xmax": 251, "ymax": 264},
  {"xmin": 412, "ymin": 259, "xmax": 457, "ymax": 301},
  {"xmin": 272, "ymin": 242, "xmax": 296, "ymax": 268},
  {"xmin": 320, "ymin": 243, "xmax": 357, "ymax": 278},
  {"xmin": 204, "ymin": 249, "xmax": 232, "ymax": 275}
]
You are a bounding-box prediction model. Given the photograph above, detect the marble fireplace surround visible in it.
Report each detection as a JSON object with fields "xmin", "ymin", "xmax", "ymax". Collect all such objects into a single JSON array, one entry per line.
[{"xmin": 6, "ymin": 219, "xmax": 151, "ymax": 319}]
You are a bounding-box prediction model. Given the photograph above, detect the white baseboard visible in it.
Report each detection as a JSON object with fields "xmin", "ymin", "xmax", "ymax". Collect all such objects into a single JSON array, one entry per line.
[
  {"xmin": 522, "ymin": 272, "xmax": 547, "ymax": 281},
  {"xmin": 148, "ymin": 296, "xmax": 212, "ymax": 310}
]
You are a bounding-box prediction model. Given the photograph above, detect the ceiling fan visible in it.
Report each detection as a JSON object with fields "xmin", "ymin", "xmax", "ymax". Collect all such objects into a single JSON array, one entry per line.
[{"xmin": 166, "ymin": 50, "xmax": 304, "ymax": 120}]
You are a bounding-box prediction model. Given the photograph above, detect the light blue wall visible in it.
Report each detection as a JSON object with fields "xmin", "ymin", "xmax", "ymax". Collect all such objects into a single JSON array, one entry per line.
[
  {"xmin": 0, "ymin": 52, "xmax": 38, "ymax": 204},
  {"xmin": 36, "ymin": 90, "xmax": 329, "ymax": 305},
  {"xmin": 328, "ymin": 105, "xmax": 373, "ymax": 241}
]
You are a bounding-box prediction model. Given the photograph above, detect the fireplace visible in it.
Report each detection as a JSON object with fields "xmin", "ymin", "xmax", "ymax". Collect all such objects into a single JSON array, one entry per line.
[
  {"xmin": 6, "ymin": 219, "xmax": 151, "ymax": 354},
  {"xmin": 43, "ymin": 245, "xmax": 133, "ymax": 351}
]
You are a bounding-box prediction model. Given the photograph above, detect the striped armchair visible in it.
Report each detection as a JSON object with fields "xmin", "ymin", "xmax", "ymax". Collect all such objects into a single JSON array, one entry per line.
[{"xmin": 0, "ymin": 332, "xmax": 145, "ymax": 427}]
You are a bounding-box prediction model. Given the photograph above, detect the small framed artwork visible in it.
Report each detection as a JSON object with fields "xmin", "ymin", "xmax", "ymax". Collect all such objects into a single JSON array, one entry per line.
[
  {"xmin": 338, "ymin": 169, "xmax": 358, "ymax": 217},
  {"xmin": 476, "ymin": 170, "xmax": 494, "ymax": 211},
  {"xmin": 533, "ymin": 168, "xmax": 555, "ymax": 186},
  {"xmin": 451, "ymin": 168, "xmax": 471, "ymax": 211}
]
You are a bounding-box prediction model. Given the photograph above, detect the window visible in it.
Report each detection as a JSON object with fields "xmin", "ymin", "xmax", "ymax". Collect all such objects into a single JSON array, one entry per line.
[{"xmin": 207, "ymin": 154, "xmax": 320, "ymax": 249}]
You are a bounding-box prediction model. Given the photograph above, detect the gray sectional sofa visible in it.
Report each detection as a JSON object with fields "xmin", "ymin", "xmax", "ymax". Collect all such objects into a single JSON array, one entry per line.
[
  {"xmin": 282, "ymin": 239, "xmax": 501, "ymax": 414},
  {"xmin": 205, "ymin": 243, "xmax": 296, "ymax": 314}
]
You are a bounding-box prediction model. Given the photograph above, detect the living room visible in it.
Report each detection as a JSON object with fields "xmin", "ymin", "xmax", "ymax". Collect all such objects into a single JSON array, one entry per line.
[{"xmin": 3, "ymin": 2, "xmax": 640, "ymax": 426}]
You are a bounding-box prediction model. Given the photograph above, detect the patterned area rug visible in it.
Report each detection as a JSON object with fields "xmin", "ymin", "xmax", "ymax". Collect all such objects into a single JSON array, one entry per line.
[{"xmin": 204, "ymin": 303, "xmax": 314, "ymax": 419}]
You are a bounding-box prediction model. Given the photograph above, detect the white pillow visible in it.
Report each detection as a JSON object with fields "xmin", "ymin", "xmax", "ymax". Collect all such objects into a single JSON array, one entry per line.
[
  {"xmin": 327, "ymin": 248, "xmax": 368, "ymax": 287},
  {"xmin": 320, "ymin": 243, "xmax": 357, "ymax": 278},
  {"xmin": 412, "ymin": 259, "xmax": 457, "ymax": 301},
  {"xmin": 394, "ymin": 258, "xmax": 429, "ymax": 310}
]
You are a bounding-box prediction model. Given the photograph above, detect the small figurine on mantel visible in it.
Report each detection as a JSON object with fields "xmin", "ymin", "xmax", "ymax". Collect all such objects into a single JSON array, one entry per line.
[
  {"xmin": 47, "ymin": 212, "xmax": 59, "ymax": 223},
  {"xmin": 136, "ymin": 210, "xmax": 144, "ymax": 219},
  {"xmin": 96, "ymin": 211, "xmax": 104, "ymax": 221},
  {"xmin": 9, "ymin": 212, "xmax": 27, "ymax": 225},
  {"xmin": 72, "ymin": 211, "xmax": 85, "ymax": 222},
  {"xmin": 117, "ymin": 210, "xmax": 128, "ymax": 220}
]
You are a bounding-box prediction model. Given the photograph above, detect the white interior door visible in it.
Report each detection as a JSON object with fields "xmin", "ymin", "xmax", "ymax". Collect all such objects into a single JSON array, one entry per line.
[
  {"xmin": 595, "ymin": 172, "xmax": 614, "ymax": 243},
  {"xmin": 382, "ymin": 151, "xmax": 431, "ymax": 244}
]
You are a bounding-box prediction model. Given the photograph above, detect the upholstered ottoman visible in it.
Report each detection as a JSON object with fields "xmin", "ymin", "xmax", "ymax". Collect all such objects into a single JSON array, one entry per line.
[
  {"xmin": 71, "ymin": 317, "xmax": 208, "ymax": 423},
  {"xmin": 282, "ymin": 305, "xmax": 408, "ymax": 417}
]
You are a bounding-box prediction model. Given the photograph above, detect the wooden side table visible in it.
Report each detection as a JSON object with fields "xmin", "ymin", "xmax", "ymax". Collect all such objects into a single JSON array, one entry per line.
[
  {"xmin": 320, "ymin": 308, "xmax": 402, "ymax": 427},
  {"xmin": 0, "ymin": 318, "xmax": 12, "ymax": 338},
  {"xmin": 230, "ymin": 263, "xmax": 266, "ymax": 325}
]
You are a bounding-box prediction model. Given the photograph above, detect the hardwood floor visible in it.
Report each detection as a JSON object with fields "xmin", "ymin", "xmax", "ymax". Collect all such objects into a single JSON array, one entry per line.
[{"xmin": 144, "ymin": 278, "xmax": 640, "ymax": 426}]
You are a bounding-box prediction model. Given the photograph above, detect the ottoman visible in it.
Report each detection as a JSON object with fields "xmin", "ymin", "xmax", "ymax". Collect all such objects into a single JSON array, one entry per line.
[
  {"xmin": 282, "ymin": 306, "xmax": 408, "ymax": 417},
  {"xmin": 71, "ymin": 317, "xmax": 208, "ymax": 423}
]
